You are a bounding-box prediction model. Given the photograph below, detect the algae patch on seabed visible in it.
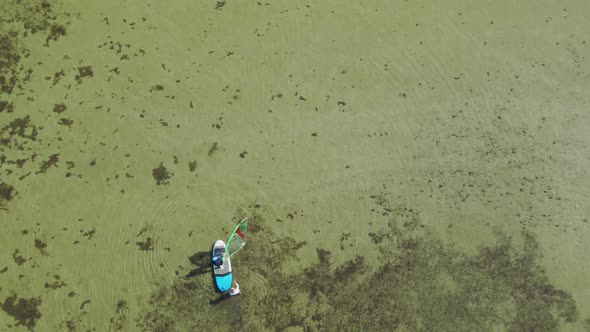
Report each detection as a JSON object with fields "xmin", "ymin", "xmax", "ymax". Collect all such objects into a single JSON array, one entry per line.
[
  {"xmin": 152, "ymin": 163, "xmax": 172, "ymax": 185},
  {"xmin": 137, "ymin": 203, "xmax": 578, "ymax": 331},
  {"xmin": 0, "ymin": 0, "xmax": 72, "ymax": 212},
  {"xmin": 1, "ymin": 294, "xmax": 42, "ymax": 331},
  {"xmin": 109, "ymin": 300, "xmax": 128, "ymax": 331},
  {"xmin": 136, "ymin": 237, "xmax": 154, "ymax": 251},
  {"xmin": 0, "ymin": 31, "xmax": 21, "ymax": 95},
  {"xmin": 0, "ymin": 181, "xmax": 16, "ymax": 210},
  {"xmin": 1, "ymin": 1, "xmax": 74, "ymax": 330}
]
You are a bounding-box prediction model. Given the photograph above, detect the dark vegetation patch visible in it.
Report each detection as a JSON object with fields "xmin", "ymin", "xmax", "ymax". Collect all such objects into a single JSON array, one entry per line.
[
  {"xmin": 188, "ymin": 160, "xmax": 197, "ymax": 172},
  {"xmin": 137, "ymin": 201, "xmax": 578, "ymax": 331},
  {"xmin": 116, "ymin": 300, "xmax": 127, "ymax": 313},
  {"xmin": 0, "ymin": 100, "xmax": 14, "ymax": 113},
  {"xmin": 60, "ymin": 310, "xmax": 89, "ymax": 332},
  {"xmin": 152, "ymin": 163, "xmax": 171, "ymax": 185},
  {"xmin": 34, "ymin": 238, "xmax": 47, "ymax": 255},
  {"xmin": 0, "ymin": 31, "xmax": 21, "ymax": 95},
  {"xmin": 82, "ymin": 228, "xmax": 96, "ymax": 240},
  {"xmin": 215, "ymin": 1, "xmax": 226, "ymax": 10},
  {"xmin": 58, "ymin": 118, "xmax": 73, "ymax": 127},
  {"xmin": 44, "ymin": 23, "xmax": 66, "ymax": 46},
  {"xmin": 74, "ymin": 66, "xmax": 93, "ymax": 84},
  {"xmin": 0, "ymin": 0, "xmax": 71, "ymax": 210},
  {"xmin": 1, "ymin": 294, "xmax": 42, "ymax": 331},
  {"xmin": 316, "ymin": 248, "xmax": 331, "ymax": 265},
  {"xmin": 136, "ymin": 237, "xmax": 154, "ymax": 251},
  {"xmin": 80, "ymin": 299, "xmax": 91, "ymax": 311},
  {"xmin": 0, "ymin": 74, "xmax": 18, "ymax": 94},
  {"xmin": 63, "ymin": 317, "xmax": 76, "ymax": 332},
  {"xmin": 0, "ymin": 181, "xmax": 16, "ymax": 210},
  {"xmin": 12, "ymin": 249, "xmax": 26, "ymax": 265},
  {"xmin": 149, "ymin": 84, "xmax": 164, "ymax": 92},
  {"xmin": 36, "ymin": 153, "xmax": 59, "ymax": 174},
  {"xmin": 212, "ymin": 113, "xmax": 223, "ymax": 129},
  {"xmin": 52, "ymin": 70, "xmax": 65, "ymax": 86},
  {"xmin": 0, "ymin": 115, "xmax": 39, "ymax": 210},
  {"xmin": 367, "ymin": 231, "xmax": 385, "ymax": 244},
  {"xmin": 208, "ymin": 142, "xmax": 218, "ymax": 156},
  {"xmin": 44, "ymin": 281, "xmax": 66, "ymax": 289},
  {"xmin": 109, "ymin": 300, "xmax": 128, "ymax": 330},
  {"xmin": 53, "ymin": 103, "xmax": 66, "ymax": 113},
  {"xmin": 44, "ymin": 275, "xmax": 66, "ymax": 289},
  {"xmin": 1, "ymin": 0, "xmax": 70, "ymax": 96},
  {"xmin": 328, "ymin": 231, "xmax": 576, "ymax": 331},
  {"xmin": 333, "ymin": 255, "xmax": 365, "ymax": 283},
  {"xmin": 18, "ymin": 0, "xmax": 58, "ymax": 34},
  {"xmin": 0, "ymin": 32, "xmax": 20, "ymax": 71},
  {"xmin": 0, "ymin": 116, "xmax": 39, "ymax": 148},
  {"xmin": 339, "ymin": 232, "xmax": 351, "ymax": 249}
]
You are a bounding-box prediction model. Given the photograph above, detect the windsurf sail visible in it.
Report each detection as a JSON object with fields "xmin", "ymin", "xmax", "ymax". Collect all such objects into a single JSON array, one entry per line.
[{"xmin": 225, "ymin": 217, "xmax": 248, "ymax": 259}]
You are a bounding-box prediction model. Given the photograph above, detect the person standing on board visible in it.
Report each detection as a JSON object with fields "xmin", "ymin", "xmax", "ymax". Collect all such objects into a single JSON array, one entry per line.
[{"xmin": 212, "ymin": 254, "xmax": 223, "ymax": 268}]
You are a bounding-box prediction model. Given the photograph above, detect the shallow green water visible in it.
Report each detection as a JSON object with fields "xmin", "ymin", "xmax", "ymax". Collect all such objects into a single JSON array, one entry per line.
[{"xmin": 1, "ymin": 0, "xmax": 589, "ymax": 331}]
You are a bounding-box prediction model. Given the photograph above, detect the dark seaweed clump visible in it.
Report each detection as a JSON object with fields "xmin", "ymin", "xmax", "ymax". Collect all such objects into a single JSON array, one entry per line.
[
  {"xmin": 152, "ymin": 163, "xmax": 171, "ymax": 185},
  {"xmin": 12, "ymin": 249, "xmax": 26, "ymax": 266},
  {"xmin": 44, "ymin": 23, "xmax": 66, "ymax": 46},
  {"xmin": 74, "ymin": 66, "xmax": 93, "ymax": 84},
  {"xmin": 208, "ymin": 142, "xmax": 218, "ymax": 156},
  {"xmin": 0, "ymin": 31, "xmax": 21, "ymax": 95},
  {"xmin": 137, "ymin": 203, "xmax": 578, "ymax": 332},
  {"xmin": 18, "ymin": 0, "xmax": 59, "ymax": 35},
  {"xmin": 36, "ymin": 153, "xmax": 59, "ymax": 174},
  {"xmin": 34, "ymin": 238, "xmax": 48, "ymax": 255},
  {"xmin": 0, "ymin": 32, "xmax": 20, "ymax": 68},
  {"xmin": 58, "ymin": 118, "xmax": 73, "ymax": 127},
  {"xmin": 1, "ymin": 294, "xmax": 42, "ymax": 331},
  {"xmin": 0, "ymin": 115, "xmax": 39, "ymax": 209},
  {"xmin": 0, "ymin": 100, "xmax": 14, "ymax": 113},
  {"xmin": 0, "ymin": 116, "xmax": 39, "ymax": 148},
  {"xmin": 136, "ymin": 237, "xmax": 154, "ymax": 251},
  {"xmin": 109, "ymin": 300, "xmax": 128, "ymax": 330},
  {"xmin": 188, "ymin": 160, "xmax": 197, "ymax": 172},
  {"xmin": 215, "ymin": 1, "xmax": 226, "ymax": 10},
  {"xmin": 0, "ymin": 0, "xmax": 72, "ymax": 212},
  {"xmin": 53, "ymin": 103, "xmax": 67, "ymax": 113},
  {"xmin": 0, "ymin": 181, "xmax": 16, "ymax": 210},
  {"xmin": 322, "ymin": 232, "xmax": 577, "ymax": 332}
]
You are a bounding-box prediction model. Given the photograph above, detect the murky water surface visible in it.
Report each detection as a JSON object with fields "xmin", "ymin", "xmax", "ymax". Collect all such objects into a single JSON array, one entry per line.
[{"xmin": 1, "ymin": 0, "xmax": 589, "ymax": 331}]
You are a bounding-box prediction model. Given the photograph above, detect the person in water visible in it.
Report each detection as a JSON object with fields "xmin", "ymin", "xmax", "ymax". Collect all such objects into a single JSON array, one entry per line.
[
  {"xmin": 229, "ymin": 281, "xmax": 240, "ymax": 296},
  {"xmin": 209, "ymin": 281, "xmax": 241, "ymax": 304}
]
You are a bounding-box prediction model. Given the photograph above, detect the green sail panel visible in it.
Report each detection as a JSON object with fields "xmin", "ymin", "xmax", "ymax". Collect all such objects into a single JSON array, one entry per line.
[{"xmin": 225, "ymin": 218, "xmax": 248, "ymax": 258}]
